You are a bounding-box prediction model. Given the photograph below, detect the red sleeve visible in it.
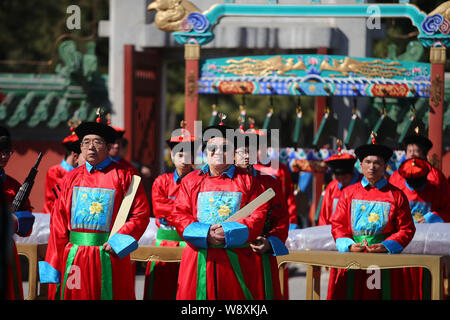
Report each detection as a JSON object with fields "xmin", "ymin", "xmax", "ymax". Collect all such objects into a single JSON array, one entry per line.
[
  {"xmin": 265, "ymin": 177, "xmax": 289, "ymax": 243},
  {"xmin": 235, "ymin": 175, "xmax": 270, "ymax": 243},
  {"xmin": 170, "ymin": 176, "xmax": 199, "ymax": 237},
  {"xmin": 318, "ymin": 183, "xmax": 333, "ymax": 226},
  {"xmin": 115, "ymin": 170, "xmax": 151, "ymax": 241},
  {"xmin": 44, "ymin": 171, "xmax": 72, "ymax": 275},
  {"xmin": 280, "ymin": 164, "xmax": 298, "ymax": 225},
  {"xmin": 151, "ymin": 175, "xmax": 175, "ymax": 221},
  {"xmin": 43, "ymin": 167, "xmax": 59, "ymax": 214},
  {"xmin": 330, "ymin": 187, "xmax": 353, "ymax": 241},
  {"xmin": 384, "ymin": 189, "xmax": 415, "ymax": 248}
]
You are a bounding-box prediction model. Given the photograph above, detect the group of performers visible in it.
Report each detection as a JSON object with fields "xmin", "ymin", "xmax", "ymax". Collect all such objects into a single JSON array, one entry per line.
[{"xmin": 1, "ymin": 109, "xmax": 449, "ymax": 300}]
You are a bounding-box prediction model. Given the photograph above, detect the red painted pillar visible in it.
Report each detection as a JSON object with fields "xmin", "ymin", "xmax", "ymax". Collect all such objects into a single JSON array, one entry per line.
[
  {"xmin": 310, "ymin": 47, "xmax": 328, "ymax": 226},
  {"xmin": 123, "ymin": 45, "xmax": 135, "ymax": 163},
  {"xmin": 428, "ymin": 46, "xmax": 446, "ymax": 169},
  {"xmin": 184, "ymin": 44, "xmax": 200, "ymax": 138}
]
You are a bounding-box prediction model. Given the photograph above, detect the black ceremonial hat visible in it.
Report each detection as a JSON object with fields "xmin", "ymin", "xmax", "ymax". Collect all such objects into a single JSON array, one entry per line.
[
  {"xmin": 75, "ymin": 121, "xmax": 117, "ymax": 144},
  {"xmin": 355, "ymin": 134, "xmax": 393, "ymax": 163}
]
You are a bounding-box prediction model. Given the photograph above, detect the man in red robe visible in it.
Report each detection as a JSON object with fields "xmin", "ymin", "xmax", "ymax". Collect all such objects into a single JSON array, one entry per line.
[
  {"xmin": 109, "ymin": 126, "xmax": 140, "ymax": 175},
  {"xmin": 389, "ymin": 133, "xmax": 449, "ymax": 198},
  {"xmin": 329, "ymin": 140, "xmax": 415, "ymax": 300},
  {"xmin": 390, "ymin": 157, "xmax": 450, "ymax": 299},
  {"xmin": 318, "ymin": 151, "xmax": 362, "ymax": 226},
  {"xmin": 234, "ymin": 130, "xmax": 289, "ymax": 300},
  {"xmin": 39, "ymin": 120, "xmax": 150, "ymax": 300},
  {"xmin": 168, "ymin": 123, "xmax": 270, "ymax": 300},
  {"xmin": 43, "ymin": 133, "xmax": 80, "ymax": 213},
  {"xmin": 253, "ymin": 130, "xmax": 298, "ymax": 229},
  {"xmin": 0, "ymin": 126, "xmax": 34, "ymax": 300},
  {"xmin": 143, "ymin": 131, "xmax": 196, "ymax": 300}
]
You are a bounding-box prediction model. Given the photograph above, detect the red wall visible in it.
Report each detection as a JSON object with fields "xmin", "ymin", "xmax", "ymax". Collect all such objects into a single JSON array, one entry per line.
[{"xmin": 5, "ymin": 141, "xmax": 65, "ymax": 213}]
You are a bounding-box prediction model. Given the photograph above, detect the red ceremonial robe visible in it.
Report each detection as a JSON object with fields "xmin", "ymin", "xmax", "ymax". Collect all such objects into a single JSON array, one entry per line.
[
  {"xmin": 253, "ymin": 168, "xmax": 289, "ymax": 300},
  {"xmin": 389, "ymin": 178, "xmax": 450, "ymax": 299},
  {"xmin": 328, "ymin": 177, "xmax": 415, "ymax": 300},
  {"xmin": 254, "ymin": 160, "xmax": 298, "ymax": 227},
  {"xmin": 117, "ymin": 157, "xmax": 140, "ymax": 176},
  {"xmin": 40, "ymin": 159, "xmax": 150, "ymax": 300},
  {"xmin": 43, "ymin": 160, "xmax": 74, "ymax": 214},
  {"xmin": 318, "ymin": 172, "xmax": 362, "ymax": 226},
  {"xmin": 169, "ymin": 164, "xmax": 269, "ymax": 300},
  {"xmin": 144, "ymin": 170, "xmax": 187, "ymax": 300},
  {"xmin": 2, "ymin": 172, "xmax": 32, "ymax": 300}
]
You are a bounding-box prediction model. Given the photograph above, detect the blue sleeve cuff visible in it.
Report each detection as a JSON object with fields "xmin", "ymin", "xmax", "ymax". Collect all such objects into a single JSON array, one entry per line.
[
  {"xmin": 267, "ymin": 236, "xmax": 289, "ymax": 256},
  {"xmin": 221, "ymin": 221, "xmax": 249, "ymax": 248},
  {"xmin": 183, "ymin": 222, "xmax": 210, "ymax": 249},
  {"xmin": 289, "ymin": 223, "xmax": 298, "ymax": 230},
  {"xmin": 336, "ymin": 237, "xmax": 355, "ymax": 252},
  {"xmin": 381, "ymin": 240, "xmax": 404, "ymax": 254},
  {"xmin": 38, "ymin": 261, "xmax": 61, "ymax": 284},
  {"xmin": 14, "ymin": 211, "xmax": 35, "ymax": 237},
  {"xmin": 424, "ymin": 212, "xmax": 444, "ymax": 223},
  {"xmin": 108, "ymin": 233, "xmax": 138, "ymax": 259}
]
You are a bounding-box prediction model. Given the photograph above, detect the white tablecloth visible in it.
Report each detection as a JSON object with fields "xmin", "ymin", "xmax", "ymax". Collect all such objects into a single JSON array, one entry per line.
[{"xmin": 14, "ymin": 214, "xmax": 450, "ymax": 256}]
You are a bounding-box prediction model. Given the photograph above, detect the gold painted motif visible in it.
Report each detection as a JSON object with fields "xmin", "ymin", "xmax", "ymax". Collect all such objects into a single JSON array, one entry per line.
[
  {"xmin": 147, "ymin": 0, "xmax": 200, "ymax": 32},
  {"xmin": 431, "ymin": 73, "xmax": 443, "ymax": 107},
  {"xmin": 220, "ymin": 56, "xmax": 306, "ymax": 77},
  {"xmin": 320, "ymin": 57, "xmax": 406, "ymax": 78},
  {"xmin": 217, "ymin": 81, "xmax": 254, "ymax": 94},
  {"xmin": 429, "ymin": 1, "xmax": 450, "ymax": 20}
]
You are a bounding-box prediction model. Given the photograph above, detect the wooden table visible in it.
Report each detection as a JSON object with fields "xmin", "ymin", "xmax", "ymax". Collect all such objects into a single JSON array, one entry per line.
[
  {"xmin": 277, "ymin": 250, "xmax": 450, "ymax": 300},
  {"xmin": 132, "ymin": 246, "xmax": 450, "ymax": 300},
  {"xmin": 18, "ymin": 243, "xmax": 450, "ymax": 300}
]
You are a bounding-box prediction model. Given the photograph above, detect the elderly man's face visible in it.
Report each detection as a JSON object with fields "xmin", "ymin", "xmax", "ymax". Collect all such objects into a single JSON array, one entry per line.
[
  {"xmin": 80, "ymin": 134, "xmax": 110, "ymax": 166},
  {"xmin": 206, "ymin": 137, "xmax": 232, "ymax": 168},
  {"xmin": 406, "ymin": 144, "xmax": 426, "ymax": 160},
  {"xmin": 360, "ymin": 155, "xmax": 386, "ymax": 183}
]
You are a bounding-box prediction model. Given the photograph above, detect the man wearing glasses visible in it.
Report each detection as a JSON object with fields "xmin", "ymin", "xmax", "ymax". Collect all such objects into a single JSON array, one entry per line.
[
  {"xmin": 39, "ymin": 121, "xmax": 150, "ymax": 300},
  {"xmin": 0, "ymin": 126, "xmax": 34, "ymax": 300},
  {"xmin": 168, "ymin": 123, "xmax": 270, "ymax": 300}
]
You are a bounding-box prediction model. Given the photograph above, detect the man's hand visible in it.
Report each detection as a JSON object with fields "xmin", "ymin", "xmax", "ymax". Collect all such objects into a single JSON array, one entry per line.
[
  {"xmin": 349, "ymin": 243, "xmax": 366, "ymax": 252},
  {"xmin": 207, "ymin": 224, "xmax": 225, "ymax": 245},
  {"xmin": 103, "ymin": 242, "xmax": 115, "ymax": 255},
  {"xmin": 365, "ymin": 243, "xmax": 388, "ymax": 253},
  {"xmin": 250, "ymin": 236, "xmax": 271, "ymax": 254},
  {"xmin": 349, "ymin": 239, "xmax": 388, "ymax": 253}
]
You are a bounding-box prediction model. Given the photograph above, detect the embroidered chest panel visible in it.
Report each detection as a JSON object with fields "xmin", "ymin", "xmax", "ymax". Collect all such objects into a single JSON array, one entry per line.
[
  {"xmin": 197, "ymin": 191, "xmax": 242, "ymax": 224},
  {"xmin": 71, "ymin": 187, "xmax": 116, "ymax": 231},
  {"xmin": 409, "ymin": 201, "xmax": 431, "ymax": 223},
  {"xmin": 351, "ymin": 199, "xmax": 391, "ymax": 236}
]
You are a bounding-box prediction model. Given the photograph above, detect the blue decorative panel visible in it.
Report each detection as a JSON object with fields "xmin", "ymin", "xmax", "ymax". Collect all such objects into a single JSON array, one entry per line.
[
  {"xmin": 197, "ymin": 191, "xmax": 242, "ymax": 224},
  {"xmin": 71, "ymin": 187, "xmax": 115, "ymax": 232}
]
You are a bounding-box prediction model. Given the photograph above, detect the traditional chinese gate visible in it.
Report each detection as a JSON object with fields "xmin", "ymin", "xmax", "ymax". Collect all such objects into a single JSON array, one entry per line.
[{"xmin": 148, "ymin": 1, "xmax": 449, "ymax": 223}]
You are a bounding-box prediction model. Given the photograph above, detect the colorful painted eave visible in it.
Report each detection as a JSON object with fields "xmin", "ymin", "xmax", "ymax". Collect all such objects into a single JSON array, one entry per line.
[
  {"xmin": 173, "ymin": 3, "xmax": 450, "ymax": 47},
  {"xmin": 198, "ymin": 54, "xmax": 431, "ymax": 98}
]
